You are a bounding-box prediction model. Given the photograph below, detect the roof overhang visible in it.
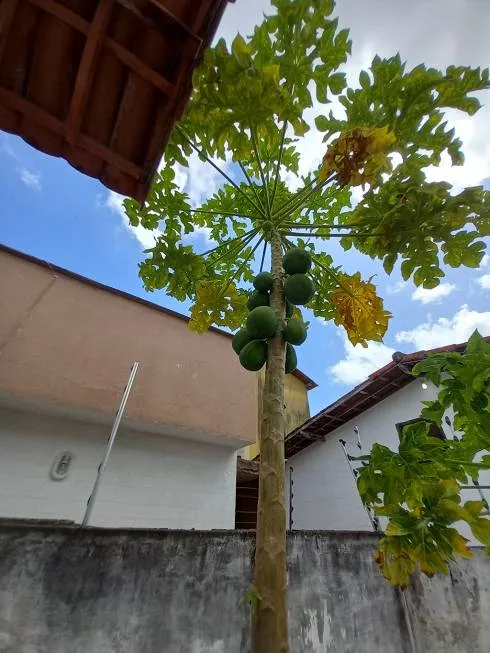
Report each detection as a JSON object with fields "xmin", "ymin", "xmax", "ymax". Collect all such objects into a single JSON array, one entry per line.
[
  {"xmin": 0, "ymin": 0, "xmax": 233, "ymax": 202},
  {"xmin": 285, "ymin": 338, "xmax": 490, "ymax": 458}
]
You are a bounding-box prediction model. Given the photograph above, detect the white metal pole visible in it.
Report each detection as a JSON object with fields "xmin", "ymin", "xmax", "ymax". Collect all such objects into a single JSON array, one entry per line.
[{"xmin": 82, "ymin": 362, "xmax": 139, "ymax": 527}]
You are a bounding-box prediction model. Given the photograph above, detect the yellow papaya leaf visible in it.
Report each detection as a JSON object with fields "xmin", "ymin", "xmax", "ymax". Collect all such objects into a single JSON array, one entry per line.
[
  {"xmin": 366, "ymin": 125, "xmax": 397, "ymax": 154},
  {"xmin": 438, "ymin": 498, "xmax": 473, "ymax": 523},
  {"xmin": 385, "ymin": 522, "xmax": 410, "ymax": 537},
  {"xmin": 319, "ymin": 125, "xmax": 396, "ymax": 187},
  {"xmin": 330, "ymin": 272, "xmax": 391, "ymax": 346},
  {"xmin": 464, "ymin": 500, "xmax": 487, "ymax": 519},
  {"xmin": 412, "ymin": 546, "xmax": 449, "ymax": 577},
  {"xmin": 231, "ymin": 34, "xmax": 252, "ymax": 60},
  {"xmin": 450, "ymin": 530, "xmax": 473, "ymax": 559},
  {"xmin": 374, "ymin": 538, "xmax": 416, "ymax": 588},
  {"xmin": 262, "ymin": 64, "xmax": 280, "ymax": 84},
  {"xmin": 189, "ymin": 280, "xmax": 248, "ymax": 334},
  {"xmin": 470, "ymin": 518, "xmax": 490, "ymax": 546}
]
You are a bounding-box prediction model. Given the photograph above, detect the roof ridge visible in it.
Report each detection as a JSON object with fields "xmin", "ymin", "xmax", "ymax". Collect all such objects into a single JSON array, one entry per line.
[{"xmin": 285, "ymin": 335, "xmax": 489, "ymax": 458}]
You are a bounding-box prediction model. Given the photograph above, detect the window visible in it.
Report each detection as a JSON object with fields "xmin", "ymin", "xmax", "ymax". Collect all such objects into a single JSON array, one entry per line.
[{"xmin": 396, "ymin": 418, "xmax": 446, "ymax": 441}]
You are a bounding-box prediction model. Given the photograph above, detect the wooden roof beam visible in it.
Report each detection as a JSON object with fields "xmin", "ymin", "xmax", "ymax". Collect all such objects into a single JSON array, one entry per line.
[
  {"xmin": 0, "ymin": 0, "xmax": 18, "ymax": 63},
  {"xmin": 28, "ymin": 0, "xmax": 177, "ymax": 96},
  {"xmin": 66, "ymin": 0, "xmax": 115, "ymax": 144},
  {"xmin": 146, "ymin": 0, "xmax": 203, "ymax": 44},
  {"xmin": 299, "ymin": 432, "xmax": 325, "ymax": 441},
  {"xmin": 0, "ymin": 86, "xmax": 143, "ymax": 179}
]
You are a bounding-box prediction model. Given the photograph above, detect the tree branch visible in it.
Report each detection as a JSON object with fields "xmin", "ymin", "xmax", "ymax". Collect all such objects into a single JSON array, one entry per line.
[
  {"xmin": 220, "ymin": 235, "xmax": 264, "ymax": 297},
  {"xmin": 176, "ymin": 126, "xmax": 265, "ymax": 217},
  {"xmin": 203, "ymin": 229, "xmax": 258, "ymax": 266},
  {"xmin": 273, "ymin": 177, "xmax": 317, "ymax": 221},
  {"xmin": 251, "ymin": 127, "xmax": 271, "ymax": 217},
  {"xmin": 239, "ymin": 162, "xmax": 267, "ymax": 215},
  {"xmin": 200, "ymin": 228, "xmax": 256, "ymax": 257},
  {"xmin": 270, "ymin": 121, "xmax": 288, "ymax": 210},
  {"xmin": 283, "ymin": 231, "xmax": 377, "ymax": 238},
  {"xmin": 190, "ymin": 207, "xmax": 257, "ymax": 220},
  {"xmin": 259, "ymin": 240, "xmax": 267, "ymax": 272},
  {"xmin": 273, "ymin": 173, "xmax": 336, "ymax": 225},
  {"xmin": 281, "ymin": 221, "xmax": 369, "ymax": 230},
  {"xmin": 311, "ymin": 251, "xmax": 343, "ymax": 287}
]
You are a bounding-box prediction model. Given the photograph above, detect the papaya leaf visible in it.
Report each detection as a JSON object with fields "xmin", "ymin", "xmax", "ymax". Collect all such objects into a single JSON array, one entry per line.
[
  {"xmin": 471, "ymin": 519, "xmax": 490, "ymax": 546},
  {"xmin": 360, "ymin": 335, "xmax": 490, "ymax": 586},
  {"xmin": 319, "ymin": 126, "xmax": 396, "ymax": 187},
  {"xmin": 330, "ymin": 272, "xmax": 391, "ymax": 346},
  {"xmin": 124, "ymin": 2, "xmax": 488, "ymax": 338},
  {"xmin": 189, "ymin": 281, "xmax": 248, "ymax": 334}
]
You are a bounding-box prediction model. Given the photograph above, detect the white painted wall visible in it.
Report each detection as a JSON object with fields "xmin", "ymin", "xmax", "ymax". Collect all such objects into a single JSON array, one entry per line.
[
  {"xmin": 0, "ymin": 407, "xmax": 237, "ymax": 529},
  {"xmin": 286, "ymin": 379, "xmax": 490, "ymax": 542}
]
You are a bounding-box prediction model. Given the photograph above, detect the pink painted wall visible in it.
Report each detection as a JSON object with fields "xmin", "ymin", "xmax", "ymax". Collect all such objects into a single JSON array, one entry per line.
[{"xmin": 0, "ymin": 250, "xmax": 256, "ymax": 445}]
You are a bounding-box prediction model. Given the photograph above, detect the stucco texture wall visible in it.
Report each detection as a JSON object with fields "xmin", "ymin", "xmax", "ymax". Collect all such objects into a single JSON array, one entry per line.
[
  {"xmin": 0, "ymin": 407, "xmax": 237, "ymax": 529},
  {"xmin": 0, "ymin": 251, "xmax": 256, "ymax": 446},
  {"xmin": 0, "ymin": 526, "xmax": 488, "ymax": 653}
]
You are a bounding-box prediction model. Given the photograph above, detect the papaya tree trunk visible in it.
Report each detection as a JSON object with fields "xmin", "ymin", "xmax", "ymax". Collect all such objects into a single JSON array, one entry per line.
[{"xmin": 252, "ymin": 233, "xmax": 289, "ymax": 653}]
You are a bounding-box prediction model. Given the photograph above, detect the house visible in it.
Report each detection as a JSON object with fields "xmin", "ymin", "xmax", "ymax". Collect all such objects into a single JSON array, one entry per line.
[
  {"xmin": 284, "ymin": 341, "xmax": 490, "ymax": 538},
  {"xmin": 0, "ymin": 244, "xmax": 313, "ymax": 530}
]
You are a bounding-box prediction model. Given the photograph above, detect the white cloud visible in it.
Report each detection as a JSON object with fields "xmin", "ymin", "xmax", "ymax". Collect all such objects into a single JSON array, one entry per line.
[
  {"xmin": 476, "ymin": 274, "xmax": 490, "ymax": 290},
  {"xmin": 396, "ymin": 305, "xmax": 490, "ymax": 351},
  {"xmin": 172, "ymin": 164, "xmax": 188, "ymax": 193},
  {"xmin": 19, "ymin": 168, "xmax": 42, "ymax": 190},
  {"xmin": 279, "ymin": 165, "xmax": 303, "ymax": 192},
  {"xmin": 386, "ymin": 280, "xmax": 407, "ymax": 295},
  {"xmin": 106, "ymin": 192, "xmax": 159, "ymax": 249},
  {"xmin": 330, "ymin": 303, "xmax": 490, "ymax": 385},
  {"xmin": 185, "ymin": 226, "xmax": 217, "ymax": 246},
  {"xmin": 329, "ymin": 334, "xmax": 395, "ymax": 385},
  {"xmin": 411, "ymin": 282, "xmax": 456, "ymax": 304},
  {"xmin": 163, "ymin": 152, "xmax": 225, "ymax": 209},
  {"xmin": 480, "ymin": 254, "xmax": 489, "ymax": 268},
  {"xmin": 1, "ymin": 135, "xmax": 43, "ymax": 190},
  {"xmin": 189, "ymin": 155, "xmax": 224, "ymax": 208}
]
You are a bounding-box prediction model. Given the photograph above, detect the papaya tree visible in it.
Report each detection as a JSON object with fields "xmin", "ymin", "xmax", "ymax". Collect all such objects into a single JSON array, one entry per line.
[
  {"xmin": 124, "ymin": 0, "xmax": 490, "ymax": 650},
  {"xmin": 355, "ymin": 330, "xmax": 490, "ymax": 588}
]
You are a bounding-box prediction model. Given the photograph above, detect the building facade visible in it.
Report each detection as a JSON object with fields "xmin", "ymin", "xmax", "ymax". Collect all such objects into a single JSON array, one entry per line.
[
  {"xmin": 285, "ymin": 344, "xmax": 490, "ymax": 543},
  {"xmin": 0, "ymin": 245, "xmax": 312, "ymax": 529}
]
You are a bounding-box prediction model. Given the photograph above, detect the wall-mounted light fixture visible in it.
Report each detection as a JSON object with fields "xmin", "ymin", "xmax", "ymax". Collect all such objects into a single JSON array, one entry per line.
[{"xmin": 50, "ymin": 452, "xmax": 73, "ymax": 481}]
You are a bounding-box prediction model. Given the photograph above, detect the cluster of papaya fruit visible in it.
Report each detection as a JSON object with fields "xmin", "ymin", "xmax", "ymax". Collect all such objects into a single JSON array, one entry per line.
[{"xmin": 232, "ymin": 247, "xmax": 312, "ymax": 373}]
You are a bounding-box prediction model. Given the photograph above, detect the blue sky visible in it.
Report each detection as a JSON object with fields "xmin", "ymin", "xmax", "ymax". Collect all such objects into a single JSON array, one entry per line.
[{"xmin": 1, "ymin": 0, "xmax": 490, "ymax": 416}]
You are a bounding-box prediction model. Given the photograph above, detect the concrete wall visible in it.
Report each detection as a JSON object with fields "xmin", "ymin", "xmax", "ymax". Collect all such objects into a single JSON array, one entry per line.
[
  {"xmin": 0, "ymin": 249, "xmax": 256, "ymax": 446},
  {"xmin": 0, "ymin": 526, "xmax": 488, "ymax": 653},
  {"xmin": 286, "ymin": 380, "xmax": 490, "ymax": 537},
  {"xmin": 0, "ymin": 407, "xmax": 237, "ymax": 529}
]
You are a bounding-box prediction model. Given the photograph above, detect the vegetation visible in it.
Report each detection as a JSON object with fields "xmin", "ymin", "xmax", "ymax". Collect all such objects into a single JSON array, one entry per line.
[
  {"xmin": 357, "ymin": 331, "xmax": 490, "ymax": 588},
  {"xmin": 124, "ymin": 0, "xmax": 490, "ymax": 650}
]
